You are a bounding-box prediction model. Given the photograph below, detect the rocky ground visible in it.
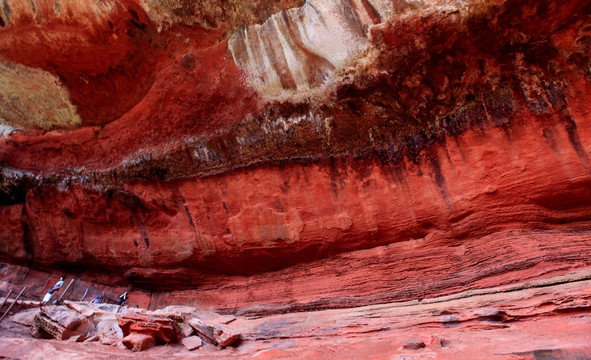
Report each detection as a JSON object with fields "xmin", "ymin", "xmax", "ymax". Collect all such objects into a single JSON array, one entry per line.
[{"xmin": 1, "ymin": 269, "xmax": 590, "ymax": 360}]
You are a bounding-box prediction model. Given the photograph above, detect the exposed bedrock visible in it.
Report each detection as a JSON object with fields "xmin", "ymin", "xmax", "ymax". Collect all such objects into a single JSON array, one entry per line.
[
  {"xmin": 3, "ymin": 106, "xmax": 591, "ymax": 290},
  {"xmin": 0, "ymin": 0, "xmax": 591, "ymax": 309}
]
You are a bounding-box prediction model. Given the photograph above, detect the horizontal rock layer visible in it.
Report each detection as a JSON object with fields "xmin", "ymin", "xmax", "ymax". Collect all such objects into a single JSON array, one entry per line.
[{"xmin": 2, "ymin": 95, "xmax": 591, "ymax": 281}]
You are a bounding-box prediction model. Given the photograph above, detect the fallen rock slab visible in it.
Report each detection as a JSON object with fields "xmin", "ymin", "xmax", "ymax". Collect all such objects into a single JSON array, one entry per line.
[
  {"xmin": 67, "ymin": 334, "xmax": 87, "ymax": 342},
  {"xmin": 33, "ymin": 306, "xmax": 94, "ymax": 340},
  {"xmin": 122, "ymin": 333, "xmax": 155, "ymax": 352},
  {"xmin": 84, "ymin": 334, "xmax": 100, "ymax": 342},
  {"xmin": 188, "ymin": 318, "xmax": 240, "ymax": 347},
  {"xmin": 181, "ymin": 322, "xmax": 195, "ymax": 338},
  {"xmin": 181, "ymin": 335, "xmax": 203, "ymax": 351},
  {"xmin": 64, "ymin": 301, "xmax": 96, "ymax": 318}
]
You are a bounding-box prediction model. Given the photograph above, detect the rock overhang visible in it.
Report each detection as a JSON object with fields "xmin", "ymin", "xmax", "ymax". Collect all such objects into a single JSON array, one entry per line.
[{"xmin": 0, "ymin": 0, "xmax": 589, "ymax": 290}]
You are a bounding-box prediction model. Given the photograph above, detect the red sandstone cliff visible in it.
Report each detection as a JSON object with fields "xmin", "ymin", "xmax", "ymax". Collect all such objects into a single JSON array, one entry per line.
[
  {"xmin": 1, "ymin": 0, "xmax": 591, "ymax": 358},
  {"xmin": 0, "ymin": 0, "xmax": 590, "ymax": 320}
]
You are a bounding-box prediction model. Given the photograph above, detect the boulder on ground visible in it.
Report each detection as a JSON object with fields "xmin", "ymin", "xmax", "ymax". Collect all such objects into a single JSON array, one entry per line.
[
  {"xmin": 27, "ymin": 301, "xmax": 238, "ymax": 352},
  {"xmin": 95, "ymin": 317, "xmax": 124, "ymax": 343},
  {"xmin": 33, "ymin": 306, "xmax": 94, "ymax": 340},
  {"xmin": 122, "ymin": 333, "xmax": 156, "ymax": 352},
  {"xmin": 118, "ymin": 313, "xmax": 179, "ymax": 344},
  {"xmin": 181, "ymin": 335, "xmax": 203, "ymax": 351}
]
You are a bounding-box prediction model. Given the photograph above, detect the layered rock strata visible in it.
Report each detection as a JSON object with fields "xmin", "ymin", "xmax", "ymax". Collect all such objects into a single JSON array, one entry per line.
[
  {"xmin": 1, "ymin": 273, "xmax": 590, "ymax": 359},
  {"xmin": 0, "ymin": 0, "xmax": 590, "ymax": 315}
]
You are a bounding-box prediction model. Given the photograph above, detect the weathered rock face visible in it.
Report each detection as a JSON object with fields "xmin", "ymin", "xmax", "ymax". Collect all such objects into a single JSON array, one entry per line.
[
  {"xmin": 0, "ymin": 0, "xmax": 304, "ymax": 128},
  {"xmin": 0, "ymin": 0, "xmax": 591, "ymax": 317}
]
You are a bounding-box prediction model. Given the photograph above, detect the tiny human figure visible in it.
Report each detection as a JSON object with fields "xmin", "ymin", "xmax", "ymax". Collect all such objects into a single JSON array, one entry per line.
[
  {"xmin": 41, "ymin": 276, "xmax": 65, "ymax": 305},
  {"xmin": 91, "ymin": 294, "xmax": 102, "ymax": 304},
  {"xmin": 117, "ymin": 291, "xmax": 128, "ymax": 306}
]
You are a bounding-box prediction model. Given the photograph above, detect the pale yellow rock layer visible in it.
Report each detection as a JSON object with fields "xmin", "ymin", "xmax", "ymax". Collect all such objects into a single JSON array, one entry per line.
[{"xmin": 0, "ymin": 61, "xmax": 81, "ymax": 130}]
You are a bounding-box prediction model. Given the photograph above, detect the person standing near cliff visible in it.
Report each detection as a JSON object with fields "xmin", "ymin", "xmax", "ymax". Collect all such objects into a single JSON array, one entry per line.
[
  {"xmin": 41, "ymin": 276, "xmax": 65, "ymax": 305},
  {"xmin": 117, "ymin": 291, "xmax": 128, "ymax": 306}
]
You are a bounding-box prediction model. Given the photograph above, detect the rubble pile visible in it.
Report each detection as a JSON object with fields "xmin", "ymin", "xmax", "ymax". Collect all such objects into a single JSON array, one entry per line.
[{"xmin": 30, "ymin": 301, "xmax": 241, "ymax": 352}]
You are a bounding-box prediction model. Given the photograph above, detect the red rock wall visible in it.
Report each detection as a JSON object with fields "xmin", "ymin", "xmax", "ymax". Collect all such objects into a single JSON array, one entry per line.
[{"xmin": 5, "ymin": 82, "xmax": 591, "ymax": 282}]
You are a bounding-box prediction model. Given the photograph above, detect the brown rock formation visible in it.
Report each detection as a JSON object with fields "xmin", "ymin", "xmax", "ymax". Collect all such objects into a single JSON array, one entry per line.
[{"xmin": 0, "ymin": 0, "xmax": 589, "ymax": 283}]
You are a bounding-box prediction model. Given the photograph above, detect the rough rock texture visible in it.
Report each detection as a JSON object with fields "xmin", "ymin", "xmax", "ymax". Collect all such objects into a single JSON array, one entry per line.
[
  {"xmin": 118, "ymin": 313, "xmax": 179, "ymax": 344},
  {"xmin": 33, "ymin": 305, "xmax": 94, "ymax": 340},
  {"xmin": 1, "ymin": 0, "xmax": 591, "ymax": 357},
  {"xmin": 0, "ymin": 62, "xmax": 81, "ymax": 129},
  {"xmin": 0, "ymin": 0, "xmax": 590, "ymax": 286},
  {"xmin": 188, "ymin": 317, "xmax": 240, "ymax": 347},
  {"xmin": 181, "ymin": 335, "xmax": 203, "ymax": 351},
  {"xmin": 122, "ymin": 332, "xmax": 156, "ymax": 351},
  {"xmin": 0, "ymin": 273, "xmax": 590, "ymax": 359}
]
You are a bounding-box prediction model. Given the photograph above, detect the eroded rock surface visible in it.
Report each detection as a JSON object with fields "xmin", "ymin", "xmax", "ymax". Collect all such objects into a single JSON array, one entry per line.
[
  {"xmin": 0, "ymin": 0, "xmax": 590, "ymax": 288},
  {"xmin": 188, "ymin": 317, "xmax": 240, "ymax": 347},
  {"xmin": 0, "ymin": 274, "xmax": 590, "ymax": 359},
  {"xmin": 0, "ymin": 0, "xmax": 591, "ymax": 357},
  {"xmin": 122, "ymin": 332, "xmax": 156, "ymax": 351},
  {"xmin": 118, "ymin": 313, "xmax": 179, "ymax": 344},
  {"xmin": 33, "ymin": 305, "xmax": 94, "ymax": 340},
  {"xmin": 181, "ymin": 335, "xmax": 203, "ymax": 351}
]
